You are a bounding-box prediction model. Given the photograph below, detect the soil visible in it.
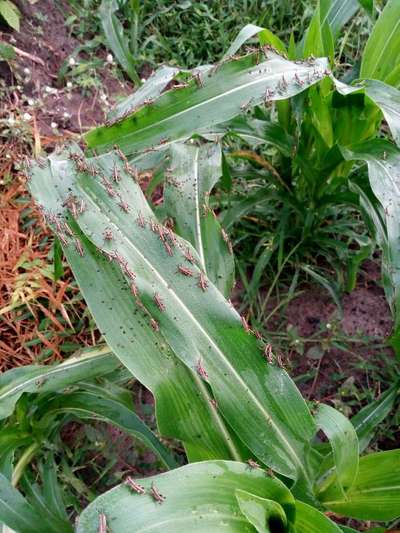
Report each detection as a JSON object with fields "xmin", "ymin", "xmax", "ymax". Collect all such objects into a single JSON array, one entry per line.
[
  {"xmin": 1, "ymin": 0, "xmax": 131, "ymax": 135},
  {"xmin": 285, "ymin": 259, "xmax": 395, "ymax": 403}
]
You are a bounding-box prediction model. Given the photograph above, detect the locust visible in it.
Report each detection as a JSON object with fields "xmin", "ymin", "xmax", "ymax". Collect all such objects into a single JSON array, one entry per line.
[
  {"xmin": 74, "ymin": 239, "xmax": 84, "ymax": 257},
  {"xmin": 164, "ymin": 241, "xmax": 173, "ymax": 257},
  {"xmin": 150, "ymin": 318, "xmax": 159, "ymax": 332},
  {"xmin": 154, "ymin": 293, "xmax": 166, "ymax": 312},
  {"xmin": 184, "ymin": 248, "xmax": 196, "ymax": 264},
  {"xmin": 263, "ymin": 344, "xmax": 274, "ymax": 364},
  {"xmin": 98, "ymin": 513, "xmax": 107, "ymax": 533},
  {"xmin": 294, "ymin": 73, "xmax": 304, "ymax": 86},
  {"xmin": 177, "ymin": 265, "xmax": 194, "ymax": 277},
  {"xmin": 103, "ymin": 228, "xmax": 113, "ymax": 241},
  {"xmin": 196, "ymin": 359, "xmax": 208, "ymax": 380},
  {"xmin": 247, "ymin": 459, "xmax": 260, "ymax": 470},
  {"xmin": 112, "ymin": 163, "xmax": 121, "ymax": 182},
  {"xmin": 130, "ymin": 282, "xmax": 139, "ymax": 298},
  {"xmin": 150, "ymin": 483, "xmax": 165, "ymax": 504},
  {"xmin": 241, "ymin": 316, "xmax": 251, "ymax": 333},
  {"xmin": 198, "ymin": 272, "xmax": 208, "ymax": 292},
  {"xmin": 118, "ymin": 199, "xmax": 130, "ymax": 213},
  {"xmin": 125, "ymin": 476, "xmax": 146, "ymax": 494},
  {"xmin": 137, "ymin": 212, "xmax": 146, "ymax": 228}
]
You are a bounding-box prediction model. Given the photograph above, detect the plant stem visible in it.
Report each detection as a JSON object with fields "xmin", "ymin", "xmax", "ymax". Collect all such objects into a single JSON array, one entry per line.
[{"xmin": 12, "ymin": 442, "xmax": 40, "ymax": 487}]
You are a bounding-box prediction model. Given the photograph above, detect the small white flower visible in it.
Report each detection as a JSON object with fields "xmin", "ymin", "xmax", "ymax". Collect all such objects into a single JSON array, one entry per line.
[
  {"xmin": 68, "ymin": 57, "xmax": 76, "ymax": 66},
  {"xmin": 45, "ymin": 86, "xmax": 52, "ymax": 93},
  {"xmin": 51, "ymin": 122, "xmax": 58, "ymax": 129},
  {"xmin": 63, "ymin": 112, "xmax": 70, "ymax": 118},
  {"xmin": 6, "ymin": 153, "xmax": 11, "ymax": 159},
  {"xmin": 27, "ymin": 98, "xmax": 35, "ymax": 106},
  {"xmin": 16, "ymin": 85, "xmax": 22, "ymax": 91},
  {"xmin": 23, "ymin": 67, "xmax": 30, "ymax": 75},
  {"xmin": 100, "ymin": 93, "xmax": 108, "ymax": 102},
  {"xmin": 66, "ymin": 81, "xmax": 73, "ymax": 89},
  {"xmin": 189, "ymin": 138, "xmax": 195, "ymax": 144},
  {"xmin": 141, "ymin": 78, "xmax": 146, "ymax": 83},
  {"xmin": 326, "ymin": 323, "xmax": 332, "ymax": 330},
  {"xmin": 294, "ymin": 339, "xmax": 300, "ymax": 344},
  {"xmin": 106, "ymin": 53, "xmax": 114, "ymax": 64},
  {"xmin": 23, "ymin": 112, "xmax": 32, "ymax": 121},
  {"xmin": 8, "ymin": 116, "xmax": 15, "ymax": 126}
]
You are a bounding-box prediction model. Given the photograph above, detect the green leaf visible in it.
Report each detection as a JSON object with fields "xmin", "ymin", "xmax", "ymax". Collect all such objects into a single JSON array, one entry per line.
[
  {"xmin": 341, "ymin": 140, "xmax": 400, "ymax": 326},
  {"xmin": 99, "ymin": 0, "xmax": 140, "ymax": 84},
  {"xmin": 0, "ymin": 346, "xmax": 118, "ymax": 420},
  {"xmin": 304, "ymin": 5, "xmax": 325, "ymax": 59},
  {"xmin": 332, "ymin": 78, "xmax": 400, "ymax": 147},
  {"xmin": 20, "ymin": 461, "xmax": 72, "ymax": 533},
  {"xmin": 294, "ymin": 500, "xmax": 342, "ymax": 532},
  {"xmin": 362, "ymin": 80, "xmax": 400, "ymax": 147},
  {"xmin": 163, "ymin": 141, "xmax": 235, "ymax": 296},
  {"xmin": 107, "ymin": 65, "xmax": 179, "ymax": 123},
  {"xmin": 39, "ymin": 392, "xmax": 178, "ymax": 470},
  {"xmin": 28, "ymin": 154, "xmax": 243, "ymax": 464},
  {"xmin": 0, "ymin": 473, "xmax": 49, "ymax": 533},
  {"xmin": 29, "ymin": 150, "xmax": 317, "ymax": 488},
  {"xmin": 0, "ymin": 1, "xmax": 20, "ymax": 32},
  {"xmin": 320, "ymin": 0, "xmax": 360, "ymax": 40},
  {"xmin": 53, "ymin": 237, "xmax": 64, "ymax": 281},
  {"xmin": 0, "ymin": 41, "xmax": 15, "ymax": 61},
  {"xmin": 235, "ymin": 490, "xmax": 290, "ymax": 533},
  {"xmin": 322, "ymin": 449, "xmax": 400, "ymax": 521},
  {"xmin": 77, "ymin": 461, "xmax": 294, "ymax": 533},
  {"xmin": 223, "ymin": 24, "xmax": 287, "ymax": 58},
  {"xmin": 360, "ymin": 0, "xmax": 400, "ymax": 85},
  {"xmin": 315, "ymin": 404, "xmax": 359, "ymax": 500},
  {"xmin": 85, "ymin": 51, "xmax": 329, "ymax": 156},
  {"xmin": 350, "ymin": 383, "xmax": 399, "ymax": 452}
]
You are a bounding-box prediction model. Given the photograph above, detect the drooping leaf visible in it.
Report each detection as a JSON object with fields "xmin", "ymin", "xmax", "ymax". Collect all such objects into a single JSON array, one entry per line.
[
  {"xmin": 0, "ymin": 346, "xmax": 118, "ymax": 420},
  {"xmin": 0, "ymin": 473, "xmax": 52, "ymax": 533},
  {"xmin": 107, "ymin": 65, "xmax": 180, "ymax": 123},
  {"xmin": 235, "ymin": 490, "xmax": 290, "ymax": 533},
  {"xmin": 28, "ymin": 153, "xmax": 244, "ymax": 464},
  {"xmin": 315, "ymin": 404, "xmax": 359, "ymax": 500},
  {"xmin": 0, "ymin": 1, "xmax": 20, "ymax": 32},
  {"xmin": 350, "ymin": 382, "xmax": 399, "ymax": 452},
  {"xmin": 99, "ymin": 0, "xmax": 140, "ymax": 84},
  {"xmin": 342, "ymin": 140, "xmax": 400, "ymax": 326},
  {"xmin": 77, "ymin": 461, "xmax": 295, "ymax": 533},
  {"xmin": 294, "ymin": 500, "xmax": 342, "ymax": 532},
  {"xmin": 322, "ymin": 449, "xmax": 400, "ymax": 520},
  {"xmin": 223, "ymin": 24, "xmax": 287, "ymax": 59},
  {"xmin": 20, "ymin": 461, "xmax": 72, "ymax": 533},
  {"xmin": 163, "ymin": 141, "xmax": 234, "ymax": 296},
  {"xmin": 38, "ymin": 392, "xmax": 178, "ymax": 470},
  {"xmin": 29, "ymin": 150, "xmax": 317, "ymax": 489}
]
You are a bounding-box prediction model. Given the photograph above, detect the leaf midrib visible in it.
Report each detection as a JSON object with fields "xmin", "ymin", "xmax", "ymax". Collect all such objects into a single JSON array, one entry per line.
[
  {"xmin": 79, "ymin": 176, "xmax": 309, "ymax": 480},
  {"xmin": 0, "ymin": 349, "xmax": 111, "ymax": 404},
  {"xmin": 92, "ymin": 56, "xmax": 326, "ymax": 146}
]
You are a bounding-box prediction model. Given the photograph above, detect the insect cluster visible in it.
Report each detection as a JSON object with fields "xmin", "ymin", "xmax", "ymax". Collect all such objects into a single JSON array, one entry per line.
[{"xmin": 98, "ymin": 480, "xmax": 165, "ymax": 531}]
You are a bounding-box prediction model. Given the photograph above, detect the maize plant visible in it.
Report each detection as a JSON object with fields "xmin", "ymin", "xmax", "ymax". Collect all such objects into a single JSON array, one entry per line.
[{"xmin": 1, "ymin": 0, "xmax": 400, "ymax": 531}]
